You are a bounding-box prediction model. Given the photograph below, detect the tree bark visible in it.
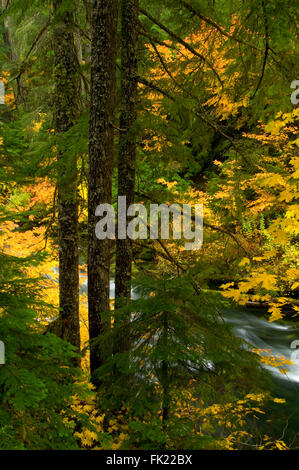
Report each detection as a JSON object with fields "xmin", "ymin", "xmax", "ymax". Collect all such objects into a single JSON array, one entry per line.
[
  {"xmin": 115, "ymin": 0, "xmax": 139, "ymax": 308},
  {"xmin": 52, "ymin": 0, "xmax": 81, "ymax": 351},
  {"xmin": 88, "ymin": 0, "xmax": 118, "ymax": 381},
  {"xmin": 1, "ymin": 0, "xmax": 16, "ymax": 62}
]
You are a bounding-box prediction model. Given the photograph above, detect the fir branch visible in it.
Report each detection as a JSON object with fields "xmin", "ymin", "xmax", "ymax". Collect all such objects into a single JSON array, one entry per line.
[
  {"xmin": 179, "ymin": 0, "xmax": 264, "ymax": 52},
  {"xmin": 139, "ymin": 7, "xmax": 223, "ymax": 87}
]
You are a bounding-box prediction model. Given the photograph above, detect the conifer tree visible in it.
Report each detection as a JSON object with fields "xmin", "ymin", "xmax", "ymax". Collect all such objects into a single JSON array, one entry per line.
[
  {"xmin": 88, "ymin": 0, "xmax": 118, "ymax": 381},
  {"xmin": 97, "ymin": 275, "xmax": 266, "ymax": 448},
  {"xmin": 114, "ymin": 0, "xmax": 139, "ymax": 354},
  {"xmin": 52, "ymin": 0, "xmax": 81, "ymax": 350},
  {"xmin": 0, "ymin": 245, "xmax": 84, "ymax": 449}
]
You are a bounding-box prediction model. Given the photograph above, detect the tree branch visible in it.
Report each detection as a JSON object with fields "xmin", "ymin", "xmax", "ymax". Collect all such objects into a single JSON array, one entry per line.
[
  {"xmin": 179, "ymin": 0, "xmax": 264, "ymax": 52},
  {"xmin": 139, "ymin": 7, "xmax": 223, "ymax": 87},
  {"xmin": 252, "ymin": 0, "xmax": 270, "ymax": 98}
]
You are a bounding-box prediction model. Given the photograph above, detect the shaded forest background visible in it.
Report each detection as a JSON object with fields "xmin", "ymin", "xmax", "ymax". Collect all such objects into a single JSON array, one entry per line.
[{"xmin": 0, "ymin": 0, "xmax": 298, "ymax": 450}]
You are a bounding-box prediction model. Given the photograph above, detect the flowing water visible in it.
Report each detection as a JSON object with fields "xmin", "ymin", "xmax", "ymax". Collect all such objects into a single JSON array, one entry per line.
[
  {"xmin": 223, "ymin": 306, "xmax": 299, "ymax": 443},
  {"xmin": 224, "ymin": 307, "xmax": 299, "ymax": 383}
]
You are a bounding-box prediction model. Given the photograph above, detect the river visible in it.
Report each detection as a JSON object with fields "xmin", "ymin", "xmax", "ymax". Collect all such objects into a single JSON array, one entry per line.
[{"xmin": 223, "ymin": 306, "xmax": 299, "ymax": 443}]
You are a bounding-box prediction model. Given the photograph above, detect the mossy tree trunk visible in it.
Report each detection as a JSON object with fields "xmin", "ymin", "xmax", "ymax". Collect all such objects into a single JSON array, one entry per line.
[
  {"xmin": 114, "ymin": 0, "xmax": 139, "ymax": 350},
  {"xmin": 1, "ymin": 0, "xmax": 16, "ymax": 62},
  {"xmin": 88, "ymin": 0, "xmax": 118, "ymax": 381},
  {"xmin": 53, "ymin": 0, "xmax": 81, "ymax": 351}
]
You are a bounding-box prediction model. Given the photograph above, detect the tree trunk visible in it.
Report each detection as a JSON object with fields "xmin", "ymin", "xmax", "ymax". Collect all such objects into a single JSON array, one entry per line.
[
  {"xmin": 52, "ymin": 0, "xmax": 81, "ymax": 351},
  {"xmin": 1, "ymin": 0, "xmax": 16, "ymax": 62},
  {"xmin": 88, "ymin": 0, "xmax": 118, "ymax": 381},
  {"xmin": 115, "ymin": 0, "xmax": 139, "ymax": 308}
]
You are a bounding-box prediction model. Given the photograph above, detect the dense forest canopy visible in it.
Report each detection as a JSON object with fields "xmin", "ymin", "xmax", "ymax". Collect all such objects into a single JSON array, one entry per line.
[{"xmin": 0, "ymin": 0, "xmax": 298, "ymax": 451}]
